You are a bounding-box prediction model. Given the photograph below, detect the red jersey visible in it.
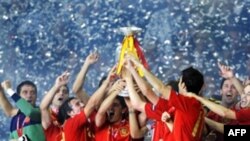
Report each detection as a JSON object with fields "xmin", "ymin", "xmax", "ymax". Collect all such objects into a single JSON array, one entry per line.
[
  {"xmin": 145, "ymin": 97, "xmax": 175, "ymax": 121},
  {"xmin": 95, "ymin": 119, "xmax": 130, "ymax": 141},
  {"xmin": 44, "ymin": 110, "xmax": 63, "ymax": 141},
  {"xmin": 168, "ymin": 89, "xmax": 205, "ymax": 141},
  {"xmin": 145, "ymin": 97, "xmax": 175, "ymax": 141},
  {"xmin": 235, "ymin": 108, "xmax": 250, "ymax": 125},
  {"xmin": 151, "ymin": 121, "xmax": 174, "ymax": 141},
  {"xmin": 63, "ymin": 111, "xmax": 88, "ymax": 141}
]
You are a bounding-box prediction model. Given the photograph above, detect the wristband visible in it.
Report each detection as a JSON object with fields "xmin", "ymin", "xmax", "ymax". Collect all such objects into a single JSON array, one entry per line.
[{"xmin": 6, "ymin": 88, "xmax": 15, "ymax": 97}]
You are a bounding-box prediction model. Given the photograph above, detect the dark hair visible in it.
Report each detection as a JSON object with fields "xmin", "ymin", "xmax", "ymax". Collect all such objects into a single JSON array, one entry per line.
[
  {"xmin": 181, "ymin": 67, "xmax": 204, "ymax": 94},
  {"xmin": 57, "ymin": 97, "xmax": 75, "ymax": 125},
  {"xmin": 116, "ymin": 96, "xmax": 126, "ymax": 109},
  {"xmin": 116, "ymin": 96, "xmax": 128, "ymax": 119},
  {"xmin": 167, "ymin": 80, "xmax": 179, "ymax": 92},
  {"xmin": 220, "ymin": 78, "xmax": 227, "ymax": 89},
  {"xmin": 98, "ymin": 76, "xmax": 107, "ymax": 87},
  {"xmin": 16, "ymin": 80, "xmax": 37, "ymax": 95}
]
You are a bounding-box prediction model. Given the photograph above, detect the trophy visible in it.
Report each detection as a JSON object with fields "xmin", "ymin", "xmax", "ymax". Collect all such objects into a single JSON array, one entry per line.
[
  {"xmin": 116, "ymin": 26, "xmax": 149, "ymax": 77},
  {"xmin": 116, "ymin": 27, "xmax": 149, "ymax": 97}
]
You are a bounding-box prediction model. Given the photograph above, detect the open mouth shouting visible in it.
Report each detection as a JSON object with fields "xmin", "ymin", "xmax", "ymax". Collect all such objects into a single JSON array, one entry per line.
[
  {"xmin": 225, "ymin": 92, "xmax": 233, "ymax": 99},
  {"xmin": 108, "ymin": 110, "xmax": 115, "ymax": 119}
]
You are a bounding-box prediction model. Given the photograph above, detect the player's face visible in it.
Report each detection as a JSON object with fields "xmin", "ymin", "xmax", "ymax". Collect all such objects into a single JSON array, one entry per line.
[
  {"xmin": 69, "ymin": 98, "xmax": 84, "ymax": 117},
  {"xmin": 107, "ymin": 99, "xmax": 123, "ymax": 123},
  {"xmin": 240, "ymin": 85, "xmax": 250, "ymax": 108},
  {"xmin": 19, "ymin": 85, "xmax": 37, "ymax": 106},
  {"xmin": 52, "ymin": 85, "xmax": 69, "ymax": 107},
  {"xmin": 221, "ymin": 79, "xmax": 238, "ymax": 106}
]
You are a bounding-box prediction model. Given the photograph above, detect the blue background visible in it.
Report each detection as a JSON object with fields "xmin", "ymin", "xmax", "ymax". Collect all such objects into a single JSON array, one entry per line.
[{"xmin": 0, "ymin": 0, "xmax": 249, "ymax": 140}]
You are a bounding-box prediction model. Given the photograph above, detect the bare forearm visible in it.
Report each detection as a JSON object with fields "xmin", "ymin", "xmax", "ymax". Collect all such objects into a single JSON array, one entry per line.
[
  {"xmin": 130, "ymin": 67, "xmax": 148, "ymax": 94},
  {"xmin": 0, "ymin": 91, "xmax": 16, "ymax": 117},
  {"xmin": 138, "ymin": 112, "xmax": 147, "ymax": 127},
  {"xmin": 98, "ymin": 91, "xmax": 118, "ymax": 115},
  {"xmin": 85, "ymin": 80, "xmax": 109, "ymax": 117},
  {"xmin": 129, "ymin": 110, "xmax": 147, "ymax": 138},
  {"xmin": 194, "ymin": 95, "xmax": 235, "ymax": 119},
  {"xmin": 95, "ymin": 91, "xmax": 118, "ymax": 127},
  {"xmin": 140, "ymin": 66, "xmax": 162, "ymax": 90},
  {"xmin": 90, "ymin": 80, "xmax": 109, "ymax": 105},
  {"xmin": 126, "ymin": 78, "xmax": 145, "ymax": 112},
  {"xmin": 130, "ymin": 67, "xmax": 158, "ymax": 105},
  {"xmin": 72, "ymin": 63, "xmax": 89, "ymax": 100},
  {"xmin": 140, "ymin": 66, "xmax": 171, "ymax": 99},
  {"xmin": 40, "ymin": 85, "xmax": 59, "ymax": 110},
  {"xmin": 205, "ymin": 117, "xmax": 224, "ymax": 134},
  {"xmin": 40, "ymin": 85, "xmax": 60, "ymax": 128}
]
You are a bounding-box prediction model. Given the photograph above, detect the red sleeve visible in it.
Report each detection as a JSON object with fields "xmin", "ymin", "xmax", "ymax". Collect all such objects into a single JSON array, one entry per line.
[
  {"xmin": 64, "ymin": 111, "xmax": 88, "ymax": 140},
  {"xmin": 155, "ymin": 97, "xmax": 170, "ymax": 112},
  {"xmin": 235, "ymin": 108, "xmax": 250, "ymax": 123},
  {"xmin": 168, "ymin": 89, "xmax": 198, "ymax": 112},
  {"xmin": 145, "ymin": 97, "xmax": 171, "ymax": 121}
]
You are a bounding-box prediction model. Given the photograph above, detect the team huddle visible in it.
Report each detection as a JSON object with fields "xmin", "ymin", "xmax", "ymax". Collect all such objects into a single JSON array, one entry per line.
[{"xmin": 0, "ymin": 52, "xmax": 249, "ymax": 141}]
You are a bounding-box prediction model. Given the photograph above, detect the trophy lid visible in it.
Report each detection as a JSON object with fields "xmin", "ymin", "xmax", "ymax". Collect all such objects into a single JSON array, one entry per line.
[{"xmin": 118, "ymin": 26, "xmax": 142, "ymax": 36}]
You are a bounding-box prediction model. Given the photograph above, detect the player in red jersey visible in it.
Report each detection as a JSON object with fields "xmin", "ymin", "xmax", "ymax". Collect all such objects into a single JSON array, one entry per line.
[
  {"xmin": 189, "ymin": 63, "xmax": 250, "ymax": 134},
  {"xmin": 40, "ymin": 71, "xmax": 69, "ymax": 141},
  {"xmin": 122, "ymin": 58, "xmax": 178, "ymax": 141},
  {"xmin": 125, "ymin": 54, "xmax": 205, "ymax": 141},
  {"xmin": 58, "ymin": 65, "xmax": 116, "ymax": 141}
]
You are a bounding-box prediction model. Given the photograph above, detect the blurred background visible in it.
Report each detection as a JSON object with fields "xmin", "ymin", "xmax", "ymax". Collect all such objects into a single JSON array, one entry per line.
[{"xmin": 0, "ymin": 0, "xmax": 249, "ymax": 140}]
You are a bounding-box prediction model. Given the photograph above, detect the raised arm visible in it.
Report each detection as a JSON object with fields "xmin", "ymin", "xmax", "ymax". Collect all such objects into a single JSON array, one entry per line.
[
  {"xmin": 95, "ymin": 79, "xmax": 126, "ymax": 127},
  {"xmin": 188, "ymin": 92, "xmax": 236, "ymax": 120},
  {"xmin": 0, "ymin": 82, "xmax": 18, "ymax": 117},
  {"xmin": 218, "ymin": 62, "xmax": 244, "ymax": 95},
  {"xmin": 122, "ymin": 67, "xmax": 146, "ymax": 113},
  {"xmin": 72, "ymin": 52, "xmax": 99, "ymax": 104},
  {"xmin": 3, "ymin": 80, "xmax": 40, "ymax": 120},
  {"xmin": 84, "ymin": 65, "xmax": 116, "ymax": 118},
  {"xmin": 40, "ymin": 71, "xmax": 69, "ymax": 129},
  {"xmin": 125, "ymin": 60, "xmax": 159, "ymax": 105},
  {"xmin": 124, "ymin": 98, "xmax": 148, "ymax": 139},
  {"xmin": 126, "ymin": 55, "xmax": 171, "ymax": 100}
]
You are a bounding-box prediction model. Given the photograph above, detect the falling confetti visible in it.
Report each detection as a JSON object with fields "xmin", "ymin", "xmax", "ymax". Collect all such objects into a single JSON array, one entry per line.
[{"xmin": 0, "ymin": 0, "xmax": 249, "ymax": 140}]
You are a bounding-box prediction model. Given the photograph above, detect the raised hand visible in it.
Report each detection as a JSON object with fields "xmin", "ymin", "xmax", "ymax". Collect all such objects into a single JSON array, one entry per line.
[
  {"xmin": 218, "ymin": 62, "xmax": 234, "ymax": 79},
  {"xmin": 85, "ymin": 51, "xmax": 99, "ymax": 65},
  {"xmin": 161, "ymin": 111, "xmax": 174, "ymax": 132},
  {"xmin": 108, "ymin": 79, "xmax": 126, "ymax": 95},
  {"xmin": 125, "ymin": 53, "xmax": 141, "ymax": 67},
  {"xmin": 106, "ymin": 65, "xmax": 118, "ymax": 82},
  {"xmin": 55, "ymin": 71, "xmax": 70, "ymax": 88},
  {"xmin": 161, "ymin": 111, "xmax": 171, "ymax": 122},
  {"xmin": 123, "ymin": 58, "xmax": 135, "ymax": 70},
  {"xmin": 121, "ymin": 67, "xmax": 132, "ymax": 81},
  {"xmin": 1, "ymin": 80, "xmax": 12, "ymax": 91}
]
